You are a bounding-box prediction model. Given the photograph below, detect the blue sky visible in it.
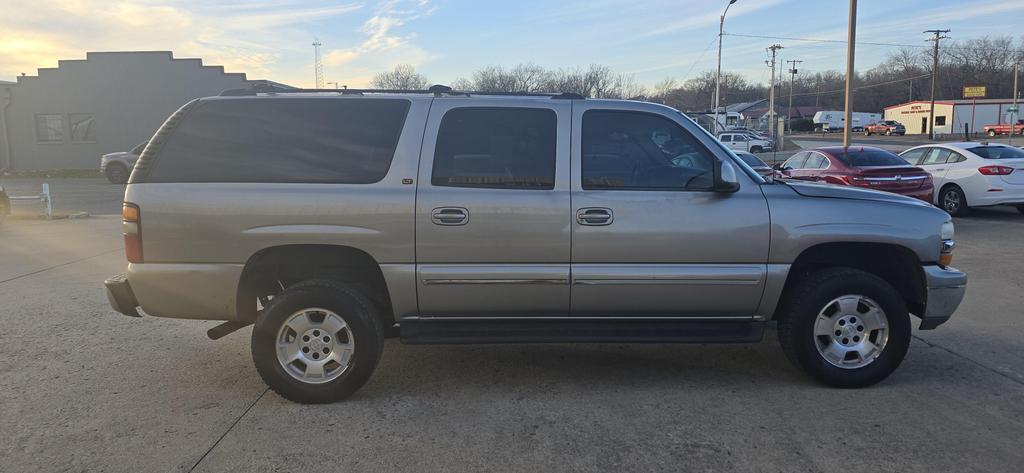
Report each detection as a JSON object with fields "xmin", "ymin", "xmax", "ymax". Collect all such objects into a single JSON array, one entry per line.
[{"xmin": 2, "ymin": 0, "xmax": 1022, "ymax": 88}]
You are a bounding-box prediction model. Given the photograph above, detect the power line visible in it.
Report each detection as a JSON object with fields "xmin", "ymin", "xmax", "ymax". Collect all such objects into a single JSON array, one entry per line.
[
  {"xmin": 723, "ymin": 32, "xmax": 1024, "ymax": 54},
  {"xmin": 777, "ymin": 72, "xmax": 933, "ymax": 100}
]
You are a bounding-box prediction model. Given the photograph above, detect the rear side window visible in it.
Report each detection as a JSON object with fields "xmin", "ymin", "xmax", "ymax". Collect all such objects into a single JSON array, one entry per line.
[
  {"xmin": 432, "ymin": 107, "xmax": 556, "ymax": 189},
  {"xmin": 143, "ymin": 98, "xmax": 409, "ymax": 183}
]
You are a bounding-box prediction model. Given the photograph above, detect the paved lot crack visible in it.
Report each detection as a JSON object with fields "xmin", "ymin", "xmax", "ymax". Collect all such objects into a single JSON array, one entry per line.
[
  {"xmin": 0, "ymin": 248, "xmax": 123, "ymax": 285},
  {"xmin": 914, "ymin": 335, "xmax": 1024, "ymax": 387},
  {"xmin": 189, "ymin": 387, "xmax": 270, "ymax": 472}
]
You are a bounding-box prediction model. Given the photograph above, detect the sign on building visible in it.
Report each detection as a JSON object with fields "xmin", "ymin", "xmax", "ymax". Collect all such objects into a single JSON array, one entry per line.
[{"xmin": 963, "ymin": 86, "xmax": 986, "ymax": 98}]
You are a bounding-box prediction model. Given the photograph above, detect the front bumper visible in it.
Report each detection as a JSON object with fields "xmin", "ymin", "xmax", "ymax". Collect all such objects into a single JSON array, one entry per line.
[
  {"xmin": 918, "ymin": 265, "xmax": 967, "ymax": 330},
  {"xmin": 104, "ymin": 273, "xmax": 141, "ymax": 317}
]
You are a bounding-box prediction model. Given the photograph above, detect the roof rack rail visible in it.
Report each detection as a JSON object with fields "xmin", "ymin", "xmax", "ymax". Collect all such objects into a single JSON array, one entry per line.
[{"xmin": 219, "ymin": 84, "xmax": 586, "ymax": 99}]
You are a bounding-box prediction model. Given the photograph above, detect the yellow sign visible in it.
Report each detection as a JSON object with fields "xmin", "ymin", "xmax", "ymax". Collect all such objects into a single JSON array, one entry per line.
[{"xmin": 963, "ymin": 86, "xmax": 986, "ymax": 98}]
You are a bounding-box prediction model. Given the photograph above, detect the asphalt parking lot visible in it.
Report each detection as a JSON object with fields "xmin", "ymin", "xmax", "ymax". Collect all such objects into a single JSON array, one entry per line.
[{"xmin": 1, "ymin": 203, "xmax": 1023, "ymax": 472}]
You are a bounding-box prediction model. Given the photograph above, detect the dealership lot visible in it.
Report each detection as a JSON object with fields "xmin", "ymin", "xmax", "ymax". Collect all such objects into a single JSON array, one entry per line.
[{"xmin": 1, "ymin": 204, "xmax": 1023, "ymax": 472}]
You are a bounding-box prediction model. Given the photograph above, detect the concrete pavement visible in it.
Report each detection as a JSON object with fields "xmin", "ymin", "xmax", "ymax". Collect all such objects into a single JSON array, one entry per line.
[{"xmin": 1, "ymin": 214, "xmax": 1022, "ymax": 472}]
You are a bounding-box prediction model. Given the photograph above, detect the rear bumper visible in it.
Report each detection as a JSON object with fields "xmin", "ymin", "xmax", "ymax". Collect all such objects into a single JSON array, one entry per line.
[
  {"xmin": 104, "ymin": 273, "xmax": 141, "ymax": 317},
  {"xmin": 918, "ymin": 265, "xmax": 967, "ymax": 330}
]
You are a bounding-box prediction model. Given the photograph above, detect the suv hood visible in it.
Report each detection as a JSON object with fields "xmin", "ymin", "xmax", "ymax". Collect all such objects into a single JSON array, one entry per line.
[{"xmin": 780, "ymin": 180, "xmax": 931, "ymax": 207}]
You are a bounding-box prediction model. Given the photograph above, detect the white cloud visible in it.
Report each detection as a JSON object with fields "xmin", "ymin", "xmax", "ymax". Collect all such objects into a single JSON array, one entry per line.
[{"xmin": 322, "ymin": 0, "xmax": 436, "ymax": 86}]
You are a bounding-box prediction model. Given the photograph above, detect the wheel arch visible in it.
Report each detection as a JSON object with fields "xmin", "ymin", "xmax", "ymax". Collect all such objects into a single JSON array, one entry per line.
[
  {"xmin": 776, "ymin": 242, "xmax": 926, "ymax": 321},
  {"xmin": 236, "ymin": 244, "xmax": 395, "ymax": 326}
]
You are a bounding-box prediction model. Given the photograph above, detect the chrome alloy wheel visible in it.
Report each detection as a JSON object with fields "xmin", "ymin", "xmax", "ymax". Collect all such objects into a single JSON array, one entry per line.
[
  {"xmin": 276, "ymin": 308, "xmax": 355, "ymax": 384},
  {"xmin": 813, "ymin": 295, "xmax": 889, "ymax": 369},
  {"xmin": 942, "ymin": 189, "xmax": 962, "ymax": 214}
]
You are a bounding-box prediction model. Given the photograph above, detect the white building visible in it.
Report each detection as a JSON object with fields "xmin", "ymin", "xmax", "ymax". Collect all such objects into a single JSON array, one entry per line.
[
  {"xmin": 0, "ymin": 51, "xmax": 290, "ymax": 171},
  {"xmin": 883, "ymin": 99, "xmax": 1020, "ymax": 136}
]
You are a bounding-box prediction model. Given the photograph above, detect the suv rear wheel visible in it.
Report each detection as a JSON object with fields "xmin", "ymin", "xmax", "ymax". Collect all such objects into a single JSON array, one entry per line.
[
  {"xmin": 749, "ymin": 146, "xmax": 763, "ymax": 154},
  {"xmin": 252, "ymin": 279, "xmax": 384, "ymax": 403},
  {"xmin": 778, "ymin": 268, "xmax": 910, "ymax": 388}
]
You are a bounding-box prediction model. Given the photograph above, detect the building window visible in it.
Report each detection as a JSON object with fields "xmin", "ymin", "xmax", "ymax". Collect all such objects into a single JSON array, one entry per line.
[
  {"xmin": 70, "ymin": 113, "xmax": 97, "ymax": 142},
  {"xmin": 935, "ymin": 116, "xmax": 947, "ymax": 126},
  {"xmin": 35, "ymin": 114, "xmax": 64, "ymax": 142}
]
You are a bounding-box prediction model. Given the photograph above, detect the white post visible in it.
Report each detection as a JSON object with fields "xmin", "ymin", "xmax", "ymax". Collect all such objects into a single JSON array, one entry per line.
[{"xmin": 41, "ymin": 183, "xmax": 52, "ymax": 218}]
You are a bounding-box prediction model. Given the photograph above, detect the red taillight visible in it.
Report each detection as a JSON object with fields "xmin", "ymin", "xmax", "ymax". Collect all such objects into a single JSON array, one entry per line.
[
  {"xmin": 122, "ymin": 203, "xmax": 143, "ymax": 263},
  {"xmin": 978, "ymin": 165, "xmax": 1014, "ymax": 175},
  {"xmin": 842, "ymin": 176, "xmax": 872, "ymax": 187}
]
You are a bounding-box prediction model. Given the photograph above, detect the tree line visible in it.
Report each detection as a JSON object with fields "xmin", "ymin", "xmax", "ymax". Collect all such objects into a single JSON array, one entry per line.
[{"xmin": 371, "ymin": 35, "xmax": 1024, "ymax": 113}]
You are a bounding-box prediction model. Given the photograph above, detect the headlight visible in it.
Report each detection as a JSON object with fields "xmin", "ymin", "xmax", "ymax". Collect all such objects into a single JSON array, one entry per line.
[
  {"xmin": 939, "ymin": 221, "xmax": 955, "ymax": 267},
  {"xmin": 941, "ymin": 221, "xmax": 954, "ymax": 240}
]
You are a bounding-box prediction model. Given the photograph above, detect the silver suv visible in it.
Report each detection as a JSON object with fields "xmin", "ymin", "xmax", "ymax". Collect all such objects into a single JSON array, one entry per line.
[{"xmin": 105, "ymin": 87, "xmax": 967, "ymax": 403}]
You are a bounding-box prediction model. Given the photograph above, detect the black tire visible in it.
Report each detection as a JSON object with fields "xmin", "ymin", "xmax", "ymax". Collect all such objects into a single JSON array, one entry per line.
[
  {"xmin": 885, "ymin": 129, "xmax": 892, "ymax": 136},
  {"xmin": 864, "ymin": 130, "xmax": 871, "ymax": 136},
  {"xmin": 1016, "ymin": 204, "xmax": 1024, "ymax": 216},
  {"xmin": 749, "ymin": 146, "xmax": 763, "ymax": 154},
  {"xmin": 778, "ymin": 268, "xmax": 911, "ymax": 388},
  {"xmin": 940, "ymin": 185, "xmax": 969, "ymax": 217},
  {"xmin": 987, "ymin": 129, "xmax": 997, "ymax": 137},
  {"xmin": 252, "ymin": 279, "xmax": 384, "ymax": 403},
  {"xmin": 105, "ymin": 163, "xmax": 129, "ymax": 184}
]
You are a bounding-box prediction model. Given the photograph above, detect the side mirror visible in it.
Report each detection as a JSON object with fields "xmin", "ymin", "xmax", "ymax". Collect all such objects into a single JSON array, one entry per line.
[
  {"xmin": 714, "ymin": 160, "xmax": 741, "ymax": 193},
  {"xmin": 772, "ymin": 163, "xmax": 786, "ymax": 171}
]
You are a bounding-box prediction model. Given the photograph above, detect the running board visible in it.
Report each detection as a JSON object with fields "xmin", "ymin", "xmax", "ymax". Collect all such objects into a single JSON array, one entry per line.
[{"xmin": 400, "ymin": 318, "xmax": 764, "ymax": 345}]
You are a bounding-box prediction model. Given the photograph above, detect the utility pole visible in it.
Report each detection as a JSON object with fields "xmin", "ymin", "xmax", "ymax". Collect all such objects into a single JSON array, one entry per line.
[
  {"xmin": 924, "ymin": 29, "xmax": 950, "ymax": 140},
  {"xmin": 313, "ymin": 38, "xmax": 325, "ymax": 89},
  {"xmin": 786, "ymin": 59, "xmax": 802, "ymax": 133},
  {"xmin": 842, "ymin": 0, "xmax": 857, "ymax": 147},
  {"xmin": 766, "ymin": 44, "xmax": 783, "ymax": 144},
  {"xmin": 713, "ymin": 0, "xmax": 739, "ymax": 135},
  {"xmin": 1011, "ymin": 63, "xmax": 1019, "ymax": 146},
  {"xmin": 815, "ymin": 74, "xmax": 821, "ymax": 107},
  {"xmin": 909, "ymin": 80, "xmax": 913, "ymax": 102}
]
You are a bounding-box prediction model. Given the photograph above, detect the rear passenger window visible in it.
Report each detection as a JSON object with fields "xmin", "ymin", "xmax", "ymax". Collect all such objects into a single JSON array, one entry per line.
[
  {"xmin": 900, "ymin": 149, "xmax": 926, "ymax": 164},
  {"xmin": 143, "ymin": 98, "xmax": 409, "ymax": 183},
  {"xmin": 921, "ymin": 148, "xmax": 951, "ymax": 165},
  {"xmin": 582, "ymin": 110, "xmax": 715, "ymax": 190},
  {"xmin": 432, "ymin": 108, "xmax": 556, "ymax": 189},
  {"xmin": 805, "ymin": 153, "xmax": 827, "ymax": 169}
]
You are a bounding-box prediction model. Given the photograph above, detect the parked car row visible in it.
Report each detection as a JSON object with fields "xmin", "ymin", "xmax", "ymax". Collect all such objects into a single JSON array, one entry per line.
[{"xmin": 762, "ymin": 141, "xmax": 1024, "ymax": 217}]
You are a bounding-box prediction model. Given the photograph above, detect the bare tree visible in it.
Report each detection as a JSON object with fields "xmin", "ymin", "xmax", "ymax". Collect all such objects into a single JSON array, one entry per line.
[{"xmin": 371, "ymin": 64, "xmax": 430, "ymax": 90}]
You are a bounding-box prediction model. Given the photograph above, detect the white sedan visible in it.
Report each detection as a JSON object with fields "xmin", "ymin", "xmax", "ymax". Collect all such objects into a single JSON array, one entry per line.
[{"xmin": 900, "ymin": 142, "xmax": 1024, "ymax": 216}]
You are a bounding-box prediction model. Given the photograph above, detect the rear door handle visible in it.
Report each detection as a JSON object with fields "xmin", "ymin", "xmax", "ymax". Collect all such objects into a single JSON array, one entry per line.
[
  {"xmin": 576, "ymin": 208, "xmax": 613, "ymax": 226},
  {"xmin": 431, "ymin": 207, "xmax": 468, "ymax": 226}
]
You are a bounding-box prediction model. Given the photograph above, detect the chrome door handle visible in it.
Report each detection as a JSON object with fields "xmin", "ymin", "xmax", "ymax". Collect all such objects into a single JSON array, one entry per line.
[
  {"xmin": 431, "ymin": 207, "xmax": 468, "ymax": 226},
  {"xmin": 576, "ymin": 208, "xmax": 613, "ymax": 226}
]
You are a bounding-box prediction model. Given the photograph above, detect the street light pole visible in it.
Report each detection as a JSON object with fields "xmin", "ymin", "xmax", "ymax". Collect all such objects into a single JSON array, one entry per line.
[
  {"xmin": 1011, "ymin": 63, "xmax": 1019, "ymax": 146},
  {"xmin": 713, "ymin": 0, "xmax": 738, "ymax": 135},
  {"xmin": 842, "ymin": 0, "xmax": 857, "ymax": 148}
]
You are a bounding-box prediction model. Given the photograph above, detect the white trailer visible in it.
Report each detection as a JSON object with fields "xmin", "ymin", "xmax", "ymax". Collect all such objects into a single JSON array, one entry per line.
[{"xmin": 812, "ymin": 111, "xmax": 882, "ymax": 132}]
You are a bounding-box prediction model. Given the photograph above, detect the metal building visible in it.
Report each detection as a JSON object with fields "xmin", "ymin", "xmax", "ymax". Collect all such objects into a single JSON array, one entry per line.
[
  {"xmin": 0, "ymin": 51, "xmax": 290, "ymax": 171},
  {"xmin": 883, "ymin": 99, "xmax": 1020, "ymax": 136}
]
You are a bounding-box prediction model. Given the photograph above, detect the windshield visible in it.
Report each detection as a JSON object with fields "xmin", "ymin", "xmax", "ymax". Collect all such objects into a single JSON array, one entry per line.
[
  {"xmin": 835, "ymin": 149, "xmax": 909, "ymax": 167},
  {"xmin": 968, "ymin": 146, "xmax": 1024, "ymax": 160}
]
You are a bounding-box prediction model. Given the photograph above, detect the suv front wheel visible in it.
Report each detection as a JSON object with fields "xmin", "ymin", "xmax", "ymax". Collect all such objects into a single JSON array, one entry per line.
[
  {"xmin": 252, "ymin": 279, "xmax": 384, "ymax": 403},
  {"xmin": 778, "ymin": 268, "xmax": 910, "ymax": 388}
]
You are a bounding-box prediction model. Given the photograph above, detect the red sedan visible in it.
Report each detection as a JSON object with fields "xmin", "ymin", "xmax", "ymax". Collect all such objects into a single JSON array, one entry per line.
[{"xmin": 777, "ymin": 146, "xmax": 934, "ymax": 203}]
